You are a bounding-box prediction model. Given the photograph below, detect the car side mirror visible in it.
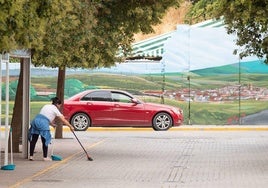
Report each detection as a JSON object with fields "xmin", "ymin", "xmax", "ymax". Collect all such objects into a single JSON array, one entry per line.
[{"xmin": 131, "ymin": 98, "xmax": 140, "ymax": 104}]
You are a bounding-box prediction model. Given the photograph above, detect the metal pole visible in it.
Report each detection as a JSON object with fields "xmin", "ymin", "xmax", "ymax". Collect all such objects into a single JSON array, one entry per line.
[
  {"xmin": 188, "ymin": 75, "xmax": 191, "ymax": 125},
  {"xmin": 187, "ymin": 25, "xmax": 191, "ymax": 125},
  {"xmin": 161, "ymin": 60, "xmax": 165, "ymax": 104},
  {"xmin": 4, "ymin": 54, "xmax": 9, "ymax": 165},
  {"xmin": 238, "ymin": 58, "xmax": 241, "ymax": 125}
]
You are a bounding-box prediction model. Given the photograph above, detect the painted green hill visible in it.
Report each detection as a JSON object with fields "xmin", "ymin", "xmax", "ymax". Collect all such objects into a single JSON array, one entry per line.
[{"xmin": 192, "ymin": 60, "xmax": 268, "ymax": 75}]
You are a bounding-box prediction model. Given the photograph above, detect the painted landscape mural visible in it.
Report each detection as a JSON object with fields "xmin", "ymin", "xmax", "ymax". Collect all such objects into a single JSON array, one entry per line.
[{"xmin": 2, "ymin": 19, "xmax": 268, "ymax": 125}]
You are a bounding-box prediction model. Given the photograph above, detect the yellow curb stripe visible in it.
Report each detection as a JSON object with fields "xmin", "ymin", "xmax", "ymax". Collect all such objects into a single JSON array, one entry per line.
[
  {"xmin": 60, "ymin": 127, "xmax": 268, "ymax": 132},
  {"xmin": 9, "ymin": 139, "xmax": 106, "ymax": 188},
  {"xmin": 2, "ymin": 126, "xmax": 268, "ymax": 132},
  {"xmin": 86, "ymin": 127, "xmax": 153, "ymax": 132},
  {"xmin": 173, "ymin": 127, "xmax": 268, "ymax": 131}
]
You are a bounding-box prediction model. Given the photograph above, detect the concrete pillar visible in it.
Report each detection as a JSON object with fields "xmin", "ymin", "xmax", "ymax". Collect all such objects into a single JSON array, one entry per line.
[{"xmin": 22, "ymin": 58, "xmax": 30, "ymax": 158}]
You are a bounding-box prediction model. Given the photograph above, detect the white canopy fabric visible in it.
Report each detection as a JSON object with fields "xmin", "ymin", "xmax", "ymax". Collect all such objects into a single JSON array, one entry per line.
[
  {"xmin": 161, "ymin": 24, "xmax": 259, "ymax": 73},
  {"xmin": 98, "ymin": 19, "xmax": 261, "ymax": 74}
]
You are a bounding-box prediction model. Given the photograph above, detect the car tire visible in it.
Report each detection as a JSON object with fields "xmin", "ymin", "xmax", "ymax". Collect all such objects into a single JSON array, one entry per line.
[
  {"xmin": 152, "ymin": 112, "xmax": 173, "ymax": 131},
  {"xmin": 71, "ymin": 113, "xmax": 90, "ymax": 131}
]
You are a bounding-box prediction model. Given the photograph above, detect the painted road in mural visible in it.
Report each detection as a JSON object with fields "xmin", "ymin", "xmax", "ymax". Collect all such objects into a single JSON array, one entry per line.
[{"xmin": 242, "ymin": 110, "xmax": 268, "ymax": 125}]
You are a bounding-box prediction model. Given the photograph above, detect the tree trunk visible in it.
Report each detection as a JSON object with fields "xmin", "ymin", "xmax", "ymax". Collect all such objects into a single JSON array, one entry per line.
[
  {"xmin": 55, "ymin": 67, "xmax": 66, "ymax": 138},
  {"xmin": 10, "ymin": 60, "xmax": 23, "ymax": 153}
]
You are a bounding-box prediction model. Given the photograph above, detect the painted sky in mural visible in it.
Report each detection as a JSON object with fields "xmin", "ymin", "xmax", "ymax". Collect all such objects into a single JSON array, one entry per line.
[{"xmin": 162, "ymin": 24, "xmax": 260, "ymax": 72}]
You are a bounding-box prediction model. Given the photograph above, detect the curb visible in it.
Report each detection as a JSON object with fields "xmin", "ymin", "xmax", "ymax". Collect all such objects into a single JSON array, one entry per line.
[
  {"xmin": 63, "ymin": 125, "xmax": 268, "ymax": 132},
  {"xmin": 1, "ymin": 126, "xmax": 268, "ymax": 132}
]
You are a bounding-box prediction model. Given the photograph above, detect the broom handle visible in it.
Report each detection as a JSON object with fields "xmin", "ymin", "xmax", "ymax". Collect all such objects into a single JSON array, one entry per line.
[{"xmin": 72, "ymin": 130, "xmax": 89, "ymax": 156}]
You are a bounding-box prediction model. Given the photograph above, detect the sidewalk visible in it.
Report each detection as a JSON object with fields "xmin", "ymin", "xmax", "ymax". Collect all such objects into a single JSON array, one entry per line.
[
  {"xmin": 0, "ymin": 131, "xmax": 87, "ymax": 188},
  {"xmin": 1, "ymin": 125, "xmax": 268, "ymax": 188}
]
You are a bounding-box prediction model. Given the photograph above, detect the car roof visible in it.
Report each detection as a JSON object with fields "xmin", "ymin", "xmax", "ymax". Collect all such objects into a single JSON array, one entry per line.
[{"xmin": 66, "ymin": 89, "xmax": 134, "ymax": 100}]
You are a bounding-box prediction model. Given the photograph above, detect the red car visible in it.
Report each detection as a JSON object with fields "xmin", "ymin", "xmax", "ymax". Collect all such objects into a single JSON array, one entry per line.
[{"xmin": 63, "ymin": 89, "xmax": 183, "ymax": 131}]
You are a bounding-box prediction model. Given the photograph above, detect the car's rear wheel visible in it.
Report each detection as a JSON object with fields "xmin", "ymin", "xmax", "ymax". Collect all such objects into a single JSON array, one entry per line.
[
  {"xmin": 152, "ymin": 112, "xmax": 173, "ymax": 131},
  {"xmin": 71, "ymin": 113, "xmax": 90, "ymax": 131}
]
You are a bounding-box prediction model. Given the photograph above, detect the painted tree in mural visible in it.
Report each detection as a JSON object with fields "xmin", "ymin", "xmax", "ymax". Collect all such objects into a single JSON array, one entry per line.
[
  {"xmin": 0, "ymin": 0, "xmax": 181, "ymax": 152},
  {"xmin": 186, "ymin": 0, "xmax": 268, "ymax": 63}
]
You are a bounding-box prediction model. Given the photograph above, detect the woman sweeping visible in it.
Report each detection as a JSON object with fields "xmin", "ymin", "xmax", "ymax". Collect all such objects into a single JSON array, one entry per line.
[{"xmin": 28, "ymin": 97, "xmax": 74, "ymax": 161}]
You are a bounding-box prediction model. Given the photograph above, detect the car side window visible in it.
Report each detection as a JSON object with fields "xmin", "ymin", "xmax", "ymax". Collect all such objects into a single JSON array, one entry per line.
[
  {"xmin": 112, "ymin": 92, "xmax": 132, "ymax": 103},
  {"xmin": 81, "ymin": 91, "xmax": 111, "ymax": 102}
]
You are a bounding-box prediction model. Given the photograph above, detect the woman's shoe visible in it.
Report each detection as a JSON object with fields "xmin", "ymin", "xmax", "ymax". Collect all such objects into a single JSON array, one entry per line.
[
  {"xmin": 29, "ymin": 156, "xmax": 34, "ymax": 161},
  {"xmin": 43, "ymin": 157, "xmax": 52, "ymax": 161}
]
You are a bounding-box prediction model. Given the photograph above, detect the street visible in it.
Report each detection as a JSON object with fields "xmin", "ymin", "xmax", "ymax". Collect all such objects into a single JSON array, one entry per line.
[{"xmin": 3, "ymin": 130, "xmax": 268, "ymax": 188}]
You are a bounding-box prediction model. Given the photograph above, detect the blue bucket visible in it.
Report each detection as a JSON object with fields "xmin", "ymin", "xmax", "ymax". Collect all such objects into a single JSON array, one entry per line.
[
  {"xmin": 51, "ymin": 155, "xmax": 62, "ymax": 161},
  {"xmin": 1, "ymin": 164, "xmax": 16, "ymax": 171}
]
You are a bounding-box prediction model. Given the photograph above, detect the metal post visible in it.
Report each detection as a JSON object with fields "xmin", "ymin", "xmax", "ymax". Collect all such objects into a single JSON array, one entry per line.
[
  {"xmin": 238, "ymin": 58, "xmax": 241, "ymax": 125},
  {"xmin": 4, "ymin": 54, "xmax": 9, "ymax": 165},
  {"xmin": 161, "ymin": 60, "xmax": 165, "ymax": 104},
  {"xmin": 187, "ymin": 25, "xmax": 191, "ymax": 125},
  {"xmin": 187, "ymin": 75, "xmax": 191, "ymax": 125}
]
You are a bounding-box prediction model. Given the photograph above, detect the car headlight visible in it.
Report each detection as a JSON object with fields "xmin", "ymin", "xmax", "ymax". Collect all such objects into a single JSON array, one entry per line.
[{"xmin": 172, "ymin": 107, "xmax": 183, "ymax": 115}]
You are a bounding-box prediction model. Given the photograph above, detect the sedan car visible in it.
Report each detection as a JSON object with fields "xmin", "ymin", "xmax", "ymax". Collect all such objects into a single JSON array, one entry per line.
[{"xmin": 63, "ymin": 89, "xmax": 183, "ymax": 131}]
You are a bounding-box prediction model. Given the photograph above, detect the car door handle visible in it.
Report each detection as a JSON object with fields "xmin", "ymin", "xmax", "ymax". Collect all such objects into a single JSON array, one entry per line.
[
  {"xmin": 114, "ymin": 104, "xmax": 120, "ymax": 107},
  {"xmin": 87, "ymin": 102, "xmax": 93, "ymax": 105}
]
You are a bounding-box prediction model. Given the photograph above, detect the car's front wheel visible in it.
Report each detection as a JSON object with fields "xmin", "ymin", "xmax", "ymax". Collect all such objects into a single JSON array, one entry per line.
[
  {"xmin": 152, "ymin": 112, "xmax": 173, "ymax": 131},
  {"xmin": 71, "ymin": 113, "xmax": 91, "ymax": 131}
]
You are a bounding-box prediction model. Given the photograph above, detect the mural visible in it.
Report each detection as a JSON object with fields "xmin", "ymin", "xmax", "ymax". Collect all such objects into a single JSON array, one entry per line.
[
  {"xmin": 96, "ymin": 19, "xmax": 268, "ymax": 125},
  {"xmin": 2, "ymin": 19, "xmax": 268, "ymax": 125}
]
